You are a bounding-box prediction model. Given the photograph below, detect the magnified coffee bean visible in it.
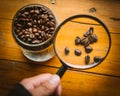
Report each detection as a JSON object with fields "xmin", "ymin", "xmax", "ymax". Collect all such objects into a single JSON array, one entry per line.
[
  {"xmin": 88, "ymin": 35, "xmax": 94, "ymax": 44},
  {"xmin": 85, "ymin": 55, "xmax": 90, "ymax": 64},
  {"xmin": 64, "ymin": 47, "xmax": 70, "ymax": 55},
  {"xmin": 84, "ymin": 40, "xmax": 90, "ymax": 47},
  {"xmin": 80, "ymin": 37, "xmax": 86, "ymax": 45},
  {"xmin": 94, "ymin": 56, "xmax": 101, "ymax": 63},
  {"xmin": 89, "ymin": 27, "xmax": 94, "ymax": 35},
  {"xmin": 74, "ymin": 49, "xmax": 82, "ymax": 56},
  {"xmin": 84, "ymin": 31, "xmax": 89, "ymax": 37},
  {"xmin": 93, "ymin": 34, "xmax": 98, "ymax": 42},
  {"xmin": 75, "ymin": 36, "xmax": 81, "ymax": 45},
  {"xmin": 85, "ymin": 46, "xmax": 93, "ymax": 53}
]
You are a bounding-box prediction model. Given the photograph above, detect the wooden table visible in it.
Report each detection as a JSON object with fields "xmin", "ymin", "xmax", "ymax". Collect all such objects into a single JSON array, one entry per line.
[{"xmin": 0, "ymin": 0, "xmax": 120, "ymax": 96}]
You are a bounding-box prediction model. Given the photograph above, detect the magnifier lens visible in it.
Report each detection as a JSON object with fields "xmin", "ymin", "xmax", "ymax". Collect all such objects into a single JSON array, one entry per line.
[{"xmin": 54, "ymin": 16, "xmax": 110, "ymax": 69}]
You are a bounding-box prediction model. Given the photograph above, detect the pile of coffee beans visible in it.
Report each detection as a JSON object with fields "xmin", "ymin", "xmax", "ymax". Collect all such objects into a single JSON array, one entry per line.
[
  {"xmin": 13, "ymin": 5, "xmax": 56, "ymax": 44},
  {"xmin": 64, "ymin": 27, "xmax": 101, "ymax": 64}
]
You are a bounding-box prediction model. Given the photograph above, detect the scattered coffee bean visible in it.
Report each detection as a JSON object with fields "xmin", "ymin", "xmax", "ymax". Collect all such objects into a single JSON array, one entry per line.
[
  {"xmin": 85, "ymin": 46, "xmax": 93, "ymax": 53},
  {"xmin": 83, "ymin": 40, "xmax": 90, "ymax": 47},
  {"xmin": 85, "ymin": 55, "xmax": 90, "ymax": 64},
  {"xmin": 74, "ymin": 49, "xmax": 82, "ymax": 56},
  {"xmin": 92, "ymin": 34, "xmax": 98, "ymax": 42},
  {"xmin": 94, "ymin": 56, "xmax": 101, "ymax": 63},
  {"xmin": 13, "ymin": 5, "xmax": 56, "ymax": 44},
  {"xmin": 64, "ymin": 47, "xmax": 70, "ymax": 55},
  {"xmin": 80, "ymin": 37, "xmax": 86, "ymax": 45},
  {"xmin": 89, "ymin": 27, "xmax": 94, "ymax": 35},
  {"xmin": 88, "ymin": 35, "xmax": 94, "ymax": 44},
  {"xmin": 84, "ymin": 31, "xmax": 89, "ymax": 37},
  {"xmin": 75, "ymin": 36, "xmax": 81, "ymax": 45}
]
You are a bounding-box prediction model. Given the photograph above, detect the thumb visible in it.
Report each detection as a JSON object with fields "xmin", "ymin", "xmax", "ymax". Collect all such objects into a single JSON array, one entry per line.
[{"xmin": 30, "ymin": 74, "xmax": 60, "ymax": 96}]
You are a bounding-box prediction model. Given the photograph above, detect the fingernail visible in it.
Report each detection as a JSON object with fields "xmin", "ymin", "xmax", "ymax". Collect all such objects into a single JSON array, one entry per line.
[{"xmin": 49, "ymin": 74, "xmax": 60, "ymax": 85}]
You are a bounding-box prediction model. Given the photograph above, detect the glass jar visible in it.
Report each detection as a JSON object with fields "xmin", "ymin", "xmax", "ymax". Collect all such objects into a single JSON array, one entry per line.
[{"xmin": 12, "ymin": 4, "xmax": 58, "ymax": 62}]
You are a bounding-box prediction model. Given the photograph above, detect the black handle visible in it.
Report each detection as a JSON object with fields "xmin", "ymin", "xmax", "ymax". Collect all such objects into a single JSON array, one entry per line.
[{"xmin": 56, "ymin": 65, "xmax": 67, "ymax": 78}]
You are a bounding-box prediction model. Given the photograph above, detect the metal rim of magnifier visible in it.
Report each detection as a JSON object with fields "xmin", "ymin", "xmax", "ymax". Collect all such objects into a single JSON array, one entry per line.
[{"xmin": 53, "ymin": 14, "xmax": 111, "ymax": 69}]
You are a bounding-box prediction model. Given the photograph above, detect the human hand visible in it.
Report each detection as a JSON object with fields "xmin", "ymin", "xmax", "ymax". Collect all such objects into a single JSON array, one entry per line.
[{"xmin": 20, "ymin": 73, "xmax": 61, "ymax": 96}]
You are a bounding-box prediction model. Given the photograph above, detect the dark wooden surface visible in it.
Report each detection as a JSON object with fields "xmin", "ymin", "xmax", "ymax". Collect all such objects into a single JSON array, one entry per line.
[{"xmin": 0, "ymin": 0, "xmax": 120, "ymax": 96}]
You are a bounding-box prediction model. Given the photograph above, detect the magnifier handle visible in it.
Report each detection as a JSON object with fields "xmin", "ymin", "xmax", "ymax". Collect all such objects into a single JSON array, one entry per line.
[{"xmin": 56, "ymin": 65, "xmax": 67, "ymax": 78}]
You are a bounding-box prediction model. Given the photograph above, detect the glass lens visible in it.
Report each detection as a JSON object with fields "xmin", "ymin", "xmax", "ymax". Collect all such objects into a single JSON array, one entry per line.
[{"xmin": 54, "ymin": 16, "xmax": 110, "ymax": 69}]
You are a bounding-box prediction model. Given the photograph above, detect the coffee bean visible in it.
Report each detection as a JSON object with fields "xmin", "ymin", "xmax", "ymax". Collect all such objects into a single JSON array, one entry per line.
[
  {"xmin": 14, "ymin": 5, "xmax": 56, "ymax": 44},
  {"xmin": 85, "ymin": 55, "xmax": 90, "ymax": 64},
  {"xmin": 24, "ymin": 11, "xmax": 29, "ymax": 15},
  {"xmin": 85, "ymin": 46, "xmax": 93, "ymax": 53},
  {"xmin": 80, "ymin": 37, "xmax": 86, "ymax": 45},
  {"xmin": 27, "ymin": 22, "xmax": 32, "ymax": 26},
  {"xmin": 34, "ymin": 9, "xmax": 39, "ymax": 14},
  {"xmin": 94, "ymin": 56, "xmax": 101, "ymax": 63},
  {"xmin": 49, "ymin": 21, "xmax": 55, "ymax": 27},
  {"xmin": 18, "ymin": 32, "xmax": 23, "ymax": 36},
  {"xmin": 88, "ymin": 35, "xmax": 94, "ymax": 44},
  {"xmin": 30, "ymin": 34, "xmax": 35, "ymax": 39},
  {"xmin": 75, "ymin": 36, "xmax": 81, "ymax": 45},
  {"xmin": 34, "ymin": 33, "xmax": 39, "ymax": 36},
  {"xmin": 21, "ymin": 14, "xmax": 26, "ymax": 18},
  {"xmin": 50, "ymin": 27, "xmax": 55, "ymax": 31},
  {"xmin": 33, "ymin": 28, "xmax": 37, "ymax": 33},
  {"xmin": 89, "ymin": 27, "xmax": 94, "ymax": 35},
  {"xmin": 32, "ymin": 40, "xmax": 40, "ymax": 44},
  {"xmin": 92, "ymin": 34, "xmax": 98, "ymax": 42},
  {"xmin": 74, "ymin": 49, "xmax": 82, "ymax": 56},
  {"xmin": 84, "ymin": 31, "xmax": 89, "ymax": 37},
  {"xmin": 64, "ymin": 47, "xmax": 70, "ymax": 55},
  {"xmin": 16, "ymin": 23, "xmax": 22, "ymax": 27},
  {"xmin": 84, "ymin": 40, "xmax": 90, "ymax": 47}
]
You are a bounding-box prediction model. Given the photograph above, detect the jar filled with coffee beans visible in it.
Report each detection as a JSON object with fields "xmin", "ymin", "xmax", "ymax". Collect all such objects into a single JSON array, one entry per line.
[{"xmin": 12, "ymin": 4, "xmax": 58, "ymax": 62}]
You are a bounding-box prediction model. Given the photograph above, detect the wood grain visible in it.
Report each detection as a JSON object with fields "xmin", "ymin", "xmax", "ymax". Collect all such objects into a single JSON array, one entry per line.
[
  {"xmin": 0, "ymin": 0, "xmax": 120, "ymax": 96},
  {"xmin": 0, "ymin": 18, "xmax": 120, "ymax": 77},
  {"xmin": 0, "ymin": 0, "xmax": 120, "ymax": 33},
  {"xmin": 0, "ymin": 59, "xmax": 120, "ymax": 96}
]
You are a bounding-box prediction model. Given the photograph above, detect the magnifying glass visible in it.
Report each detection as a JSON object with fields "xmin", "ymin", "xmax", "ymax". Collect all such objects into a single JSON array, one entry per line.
[{"xmin": 53, "ymin": 15, "xmax": 111, "ymax": 78}]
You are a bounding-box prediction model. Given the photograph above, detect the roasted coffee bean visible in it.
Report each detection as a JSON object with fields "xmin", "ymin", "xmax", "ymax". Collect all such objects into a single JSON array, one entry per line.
[
  {"xmin": 89, "ymin": 27, "xmax": 94, "ymax": 35},
  {"xmin": 24, "ymin": 11, "xmax": 29, "ymax": 15},
  {"xmin": 30, "ymin": 34, "xmax": 35, "ymax": 39},
  {"xmin": 75, "ymin": 36, "xmax": 81, "ymax": 45},
  {"xmin": 21, "ymin": 14, "xmax": 26, "ymax": 18},
  {"xmin": 84, "ymin": 31, "xmax": 89, "ymax": 37},
  {"xmin": 27, "ymin": 38, "xmax": 32, "ymax": 42},
  {"xmin": 85, "ymin": 46, "xmax": 93, "ymax": 53},
  {"xmin": 27, "ymin": 22, "xmax": 32, "ymax": 26},
  {"xmin": 80, "ymin": 37, "xmax": 86, "ymax": 45},
  {"xmin": 50, "ymin": 27, "xmax": 55, "ymax": 31},
  {"xmin": 18, "ymin": 32, "xmax": 23, "ymax": 36},
  {"xmin": 14, "ymin": 5, "xmax": 56, "ymax": 44},
  {"xmin": 94, "ymin": 56, "xmax": 101, "ymax": 63},
  {"xmin": 64, "ymin": 47, "xmax": 70, "ymax": 55},
  {"xmin": 34, "ymin": 33, "xmax": 39, "ymax": 36},
  {"xmin": 84, "ymin": 40, "xmax": 90, "ymax": 47},
  {"xmin": 92, "ymin": 34, "xmax": 98, "ymax": 42},
  {"xmin": 32, "ymin": 40, "xmax": 40, "ymax": 44},
  {"xmin": 33, "ymin": 28, "xmax": 38, "ymax": 33},
  {"xmin": 16, "ymin": 23, "xmax": 22, "ymax": 27},
  {"xmin": 74, "ymin": 49, "xmax": 82, "ymax": 56},
  {"xmin": 85, "ymin": 55, "xmax": 90, "ymax": 64},
  {"xmin": 34, "ymin": 9, "xmax": 39, "ymax": 14},
  {"xmin": 88, "ymin": 35, "xmax": 94, "ymax": 44}
]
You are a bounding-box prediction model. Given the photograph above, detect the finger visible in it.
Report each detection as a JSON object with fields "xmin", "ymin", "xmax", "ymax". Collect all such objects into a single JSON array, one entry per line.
[
  {"xmin": 54, "ymin": 84, "xmax": 62, "ymax": 96},
  {"xmin": 20, "ymin": 73, "xmax": 52, "ymax": 90},
  {"xmin": 30, "ymin": 74, "xmax": 60, "ymax": 96}
]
